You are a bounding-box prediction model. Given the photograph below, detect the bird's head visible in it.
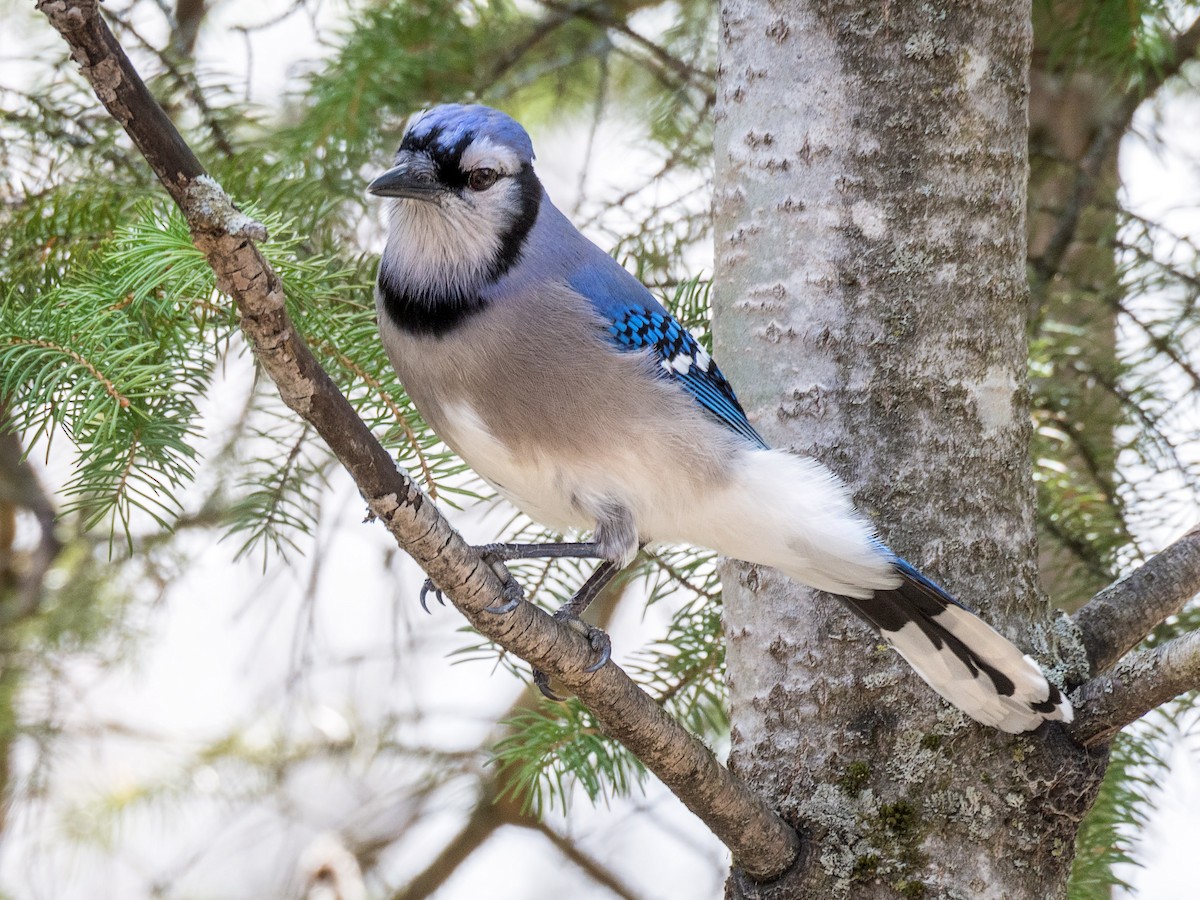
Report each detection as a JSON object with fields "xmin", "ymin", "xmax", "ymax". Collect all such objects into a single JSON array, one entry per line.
[{"xmin": 369, "ymin": 104, "xmax": 543, "ymax": 299}]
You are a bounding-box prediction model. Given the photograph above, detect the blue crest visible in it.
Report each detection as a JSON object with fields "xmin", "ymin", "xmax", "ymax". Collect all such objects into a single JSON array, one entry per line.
[{"xmin": 404, "ymin": 104, "xmax": 535, "ymax": 164}]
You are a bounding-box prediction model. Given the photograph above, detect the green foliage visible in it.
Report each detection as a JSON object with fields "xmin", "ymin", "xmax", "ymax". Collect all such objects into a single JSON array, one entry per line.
[
  {"xmin": 1, "ymin": 201, "xmax": 379, "ymax": 551},
  {"xmin": 1, "ymin": 207, "xmax": 213, "ymax": 544},
  {"xmin": 1068, "ymin": 708, "xmax": 1190, "ymax": 899},
  {"xmin": 1033, "ymin": 0, "xmax": 1188, "ymax": 83},
  {"xmin": 492, "ymin": 701, "xmax": 647, "ymax": 815},
  {"xmin": 628, "ymin": 546, "xmax": 727, "ymax": 735},
  {"xmin": 478, "ymin": 545, "xmax": 726, "ymax": 817},
  {"xmin": 1033, "ymin": 4, "xmax": 1200, "ymax": 888},
  {"xmin": 1030, "ymin": 318, "xmax": 1133, "ymax": 595},
  {"xmin": 224, "ymin": 413, "xmax": 326, "ymax": 566},
  {"xmin": 291, "ymin": 0, "xmax": 509, "ymax": 181}
]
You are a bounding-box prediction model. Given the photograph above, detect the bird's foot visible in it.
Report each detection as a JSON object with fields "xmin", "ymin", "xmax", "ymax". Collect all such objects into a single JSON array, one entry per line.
[
  {"xmin": 533, "ymin": 611, "xmax": 612, "ymax": 701},
  {"xmin": 417, "ymin": 545, "xmax": 529, "ymax": 615},
  {"xmin": 477, "ymin": 545, "xmax": 526, "ymax": 614},
  {"xmin": 482, "ymin": 573, "xmax": 524, "ymax": 614},
  {"xmin": 419, "ymin": 579, "xmax": 446, "ymax": 614}
]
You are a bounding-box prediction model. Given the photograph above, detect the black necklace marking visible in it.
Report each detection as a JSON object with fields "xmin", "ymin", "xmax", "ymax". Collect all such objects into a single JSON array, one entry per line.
[{"xmin": 376, "ymin": 268, "xmax": 490, "ymax": 339}]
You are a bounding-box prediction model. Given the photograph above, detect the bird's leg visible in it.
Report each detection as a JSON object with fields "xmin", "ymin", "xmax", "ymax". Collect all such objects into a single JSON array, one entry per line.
[
  {"xmin": 475, "ymin": 541, "xmax": 609, "ymax": 562},
  {"xmin": 416, "ymin": 532, "xmax": 632, "ymax": 697},
  {"xmin": 533, "ymin": 559, "xmax": 622, "ymax": 701},
  {"xmin": 419, "ymin": 542, "xmax": 608, "ymax": 613},
  {"xmin": 530, "ymin": 508, "xmax": 640, "ymax": 696}
]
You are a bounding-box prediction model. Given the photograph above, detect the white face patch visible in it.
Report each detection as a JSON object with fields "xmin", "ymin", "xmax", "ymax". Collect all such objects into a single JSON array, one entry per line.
[
  {"xmin": 460, "ymin": 135, "xmax": 522, "ymax": 176},
  {"xmin": 381, "ymin": 145, "xmax": 530, "ymax": 298},
  {"xmin": 385, "ymin": 190, "xmax": 504, "ymax": 296}
]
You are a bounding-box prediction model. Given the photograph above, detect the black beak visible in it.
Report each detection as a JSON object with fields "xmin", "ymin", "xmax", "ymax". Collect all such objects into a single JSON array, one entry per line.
[{"xmin": 367, "ymin": 163, "xmax": 442, "ymax": 200}]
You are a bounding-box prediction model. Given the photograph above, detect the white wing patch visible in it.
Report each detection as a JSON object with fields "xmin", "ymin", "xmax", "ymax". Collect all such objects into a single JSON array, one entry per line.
[
  {"xmin": 659, "ymin": 346, "xmax": 713, "ymax": 377},
  {"xmin": 662, "ymin": 352, "xmax": 693, "ymax": 375},
  {"xmin": 384, "ymin": 199, "xmax": 503, "ymax": 298}
]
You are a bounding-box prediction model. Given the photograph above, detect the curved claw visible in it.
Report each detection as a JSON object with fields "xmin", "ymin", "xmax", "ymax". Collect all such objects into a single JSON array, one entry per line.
[
  {"xmin": 484, "ymin": 594, "xmax": 521, "ymax": 615},
  {"xmin": 531, "ymin": 624, "xmax": 610, "ymax": 700},
  {"xmin": 583, "ymin": 628, "xmax": 612, "ymax": 673},
  {"xmin": 419, "ymin": 579, "xmax": 445, "ymax": 614},
  {"xmin": 484, "ymin": 575, "xmax": 523, "ymax": 615},
  {"xmin": 533, "ymin": 669, "xmax": 565, "ymax": 702}
]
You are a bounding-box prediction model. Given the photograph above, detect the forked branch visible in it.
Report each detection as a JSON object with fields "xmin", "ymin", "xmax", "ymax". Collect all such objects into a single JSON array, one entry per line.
[{"xmin": 1071, "ymin": 526, "xmax": 1200, "ymax": 674}]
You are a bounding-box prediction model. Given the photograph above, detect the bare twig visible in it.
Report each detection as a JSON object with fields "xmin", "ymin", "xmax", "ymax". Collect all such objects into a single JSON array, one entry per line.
[
  {"xmin": 535, "ymin": 823, "xmax": 643, "ymax": 900},
  {"xmin": 104, "ymin": 3, "xmax": 237, "ymax": 159},
  {"xmin": 38, "ymin": 0, "xmax": 800, "ymax": 880},
  {"xmin": 542, "ymin": 0, "xmax": 714, "ymax": 89},
  {"xmin": 1069, "ymin": 629, "xmax": 1200, "ymax": 747},
  {"xmin": 390, "ymin": 801, "xmax": 499, "ymax": 899},
  {"xmin": 1071, "ymin": 526, "xmax": 1200, "ymax": 674},
  {"xmin": 486, "ymin": 2, "xmax": 580, "ymax": 83},
  {"xmin": 170, "ymin": 0, "xmax": 206, "ymax": 59}
]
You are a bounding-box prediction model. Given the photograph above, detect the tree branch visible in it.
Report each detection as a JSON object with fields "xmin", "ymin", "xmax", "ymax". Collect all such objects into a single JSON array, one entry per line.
[
  {"xmin": 1029, "ymin": 14, "xmax": 1200, "ymax": 289},
  {"xmin": 1071, "ymin": 526, "xmax": 1200, "ymax": 674},
  {"xmin": 37, "ymin": 0, "xmax": 800, "ymax": 881},
  {"xmin": 0, "ymin": 404, "xmax": 61, "ymax": 625},
  {"xmin": 1069, "ymin": 629, "xmax": 1200, "ymax": 747},
  {"xmin": 541, "ymin": 0, "xmax": 714, "ymax": 89},
  {"xmin": 535, "ymin": 822, "xmax": 643, "ymax": 900}
]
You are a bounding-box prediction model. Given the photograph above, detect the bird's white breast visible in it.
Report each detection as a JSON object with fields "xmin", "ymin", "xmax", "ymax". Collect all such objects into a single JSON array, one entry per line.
[{"xmin": 439, "ymin": 401, "xmax": 591, "ymax": 533}]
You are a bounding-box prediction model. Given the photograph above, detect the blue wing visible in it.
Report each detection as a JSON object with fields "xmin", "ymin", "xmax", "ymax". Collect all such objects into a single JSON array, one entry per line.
[
  {"xmin": 607, "ymin": 306, "xmax": 767, "ymax": 448},
  {"xmin": 567, "ymin": 261, "xmax": 767, "ymax": 448}
]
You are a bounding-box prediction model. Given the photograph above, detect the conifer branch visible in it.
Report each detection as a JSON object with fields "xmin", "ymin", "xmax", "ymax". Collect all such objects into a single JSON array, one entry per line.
[
  {"xmin": 2, "ymin": 337, "xmax": 131, "ymax": 408},
  {"xmin": 38, "ymin": 0, "xmax": 801, "ymax": 880}
]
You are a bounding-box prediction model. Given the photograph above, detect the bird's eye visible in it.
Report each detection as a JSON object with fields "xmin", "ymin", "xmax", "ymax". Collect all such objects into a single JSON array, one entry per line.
[{"xmin": 467, "ymin": 168, "xmax": 500, "ymax": 191}]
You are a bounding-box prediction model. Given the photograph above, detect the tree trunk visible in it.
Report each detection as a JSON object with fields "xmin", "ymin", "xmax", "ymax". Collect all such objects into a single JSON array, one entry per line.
[{"xmin": 713, "ymin": 2, "xmax": 1105, "ymax": 897}]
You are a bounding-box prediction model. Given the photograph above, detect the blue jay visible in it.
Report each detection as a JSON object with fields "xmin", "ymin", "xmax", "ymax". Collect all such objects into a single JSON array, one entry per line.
[{"xmin": 368, "ymin": 104, "xmax": 1073, "ymax": 733}]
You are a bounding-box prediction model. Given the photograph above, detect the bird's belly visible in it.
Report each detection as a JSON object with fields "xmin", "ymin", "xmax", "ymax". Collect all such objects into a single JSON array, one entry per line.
[{"xmin": 438, "ymin": 401, "xmax": 593, "ymax": 532}]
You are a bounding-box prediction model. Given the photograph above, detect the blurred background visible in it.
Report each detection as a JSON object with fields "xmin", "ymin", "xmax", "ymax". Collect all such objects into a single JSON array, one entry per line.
[{"xmin": 1, "ymin": 1, "xmax": 1199, "ymax": 897}]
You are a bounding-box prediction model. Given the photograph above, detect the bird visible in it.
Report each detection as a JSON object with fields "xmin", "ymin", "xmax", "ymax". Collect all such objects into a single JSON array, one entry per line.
[{"xmin": 367, "ymin": 103, "xmax": 1073, "ymax": 733}]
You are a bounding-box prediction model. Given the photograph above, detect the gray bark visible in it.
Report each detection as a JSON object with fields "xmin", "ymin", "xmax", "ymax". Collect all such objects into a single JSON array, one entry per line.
[{"xmin": 714, "ymin": 2, "xmax": 1104, "ymax": 896}]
